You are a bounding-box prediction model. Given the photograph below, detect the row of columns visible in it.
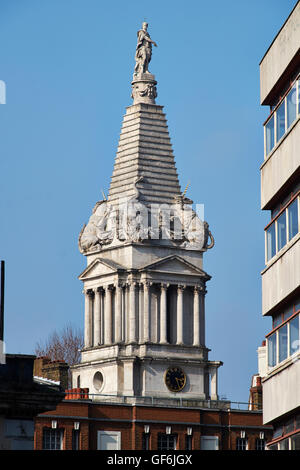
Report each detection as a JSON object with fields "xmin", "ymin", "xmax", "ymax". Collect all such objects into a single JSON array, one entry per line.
[{"xmin": 84, "ymin": 282, "xmax": 205, "ymax": 349}]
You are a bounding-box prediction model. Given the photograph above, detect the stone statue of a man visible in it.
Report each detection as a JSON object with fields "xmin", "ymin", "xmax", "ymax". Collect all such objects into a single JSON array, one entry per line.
[{"xmin": 134, "ymin": 22, "xmax": 157, "ymax": 76}]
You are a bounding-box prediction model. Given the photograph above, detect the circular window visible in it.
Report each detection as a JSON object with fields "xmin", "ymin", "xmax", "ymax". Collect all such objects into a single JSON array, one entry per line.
[{"xmin": 93, "ymin": 371, "xmax": 104, "ymax": 391}]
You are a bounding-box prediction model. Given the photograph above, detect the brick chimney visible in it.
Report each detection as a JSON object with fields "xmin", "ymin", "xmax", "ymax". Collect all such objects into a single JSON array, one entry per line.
[{"xmin": 34, "ymin": 357, "xmax": 69, "ymax": 390}]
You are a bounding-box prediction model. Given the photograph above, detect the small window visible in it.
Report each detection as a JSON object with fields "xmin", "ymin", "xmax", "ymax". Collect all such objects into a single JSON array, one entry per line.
[
  {"xmin": 200, "ymin": 436, "xmax": 219, "ymax": 450},
  {"xmin": 142, "ymin": 433, "xmax": 150, "ymax": 450},
  {"xmin": 277, "ymin": 211, "xmax": 287, "ymax": 251},
  {"xmin": 285, "ymin": 419, "xmax": 295, "ymax": 435},
  {"xmin": 236, "ymin": 438, "xmax": 247, "ymax": 450},
  {"xmin": 273, "ymin": 426, "xmax": 283, "ymax": 439},
  {"xmin": 268, "ymin": 333, "xmax": 277, "ymax": 367},
  {"xmin": 185, "ymin": 435, "xmax": 193, "ymax": 450},
  {"xmin": 42, "ymin": 428, "xmax": 63, "ymax": 450},
  {"xmin": 72, "ymin": 429, "xmax": 80, "ymax": 450},
  {"xmin": 278, "ymin": 324, "xmax": 288, "ymax": 362},
  {"xmin": 287, "ymin": 84, "xmax": 297, "ymax": 129},
  {"xmin": 266, "ymin": 222, "xmax": 276, "ymax": 261},
  {"xmin": 255, "ymin": 438, "xmax": 265, "ymax": 450},
  {"xmin": 276, "ymin": 101, "xmax": 286, "ymax": 142},
  {"xmin": 279, "ymin": 438, "xmax": 289, "ymax": 450},
  {"xmin": 288, "ymin": 199, "xmax": 298, "ymax": 241},
  {"xmin": 265, "ymin": 116, "xmax": 275, "ymax": 155},
  {"xmin": 157, "ymin": 433, "xmax": 177, "ymax": 451},
  {"xmin": 291, "ymin": 433, "xmax": 300, "ymax": 450},
  {"xmin": 290, "ymin": 316, "xmax": 299, "ymax": 355}
]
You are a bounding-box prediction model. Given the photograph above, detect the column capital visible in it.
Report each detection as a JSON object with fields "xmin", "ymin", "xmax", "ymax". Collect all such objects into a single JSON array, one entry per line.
[
  {"xmin": 93, "ymin": 286, "xmax": 102, "ymax": 295},
  {"xmin": 84, "ymin": 288, "xmax": 94, "ymax": 296},
  {"xmin": 116, "ymin": 281, "xmax": 125, "ymax": 289},
  {"xmin": 177, "ymin": 284, "xmax": 186, "ymax": 292},
  {"xmin": 104, "ymin": 284, "xmax": 114, "ymax": 292},
  {"xmin": 143, "ymin": 280, "xmax": 152, "ymax": 289},
  {"xmin": 160, "ymin": 283, "xmax": 169, "ymax": 290}
]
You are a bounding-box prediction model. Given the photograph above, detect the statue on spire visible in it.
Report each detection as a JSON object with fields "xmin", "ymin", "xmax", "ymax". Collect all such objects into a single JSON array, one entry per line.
[{"xmin": 134, "ymin": 22, "xmax": 157, "ymax": 76}]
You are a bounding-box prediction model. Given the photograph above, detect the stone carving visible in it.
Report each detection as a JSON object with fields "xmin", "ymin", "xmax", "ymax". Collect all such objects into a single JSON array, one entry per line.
[
  {"xmin": 134, "ymin": 22, "xmax": 157, "ymax": 76},
  {"xmin": 139, "ymin": 83, "xmax": 157, "ymax": 99},
  {"xmin": 78, "ymin": 200, "xmax": 115, "ymax": 253}
]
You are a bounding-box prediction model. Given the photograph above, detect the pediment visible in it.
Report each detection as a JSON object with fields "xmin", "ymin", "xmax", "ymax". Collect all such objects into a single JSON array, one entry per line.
[
  {"xmin": 140, "ymin": 255, "xmax": 210, "ymax": 279},
  {"xmin": 78, "ymin": 257, "xmax": 125, "ymax": 281}
]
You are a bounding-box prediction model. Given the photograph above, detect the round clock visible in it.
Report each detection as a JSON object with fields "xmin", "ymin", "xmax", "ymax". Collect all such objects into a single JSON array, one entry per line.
[{"xmin": 164, "ymin": 367, "xmax": 186, "ymax": 392}]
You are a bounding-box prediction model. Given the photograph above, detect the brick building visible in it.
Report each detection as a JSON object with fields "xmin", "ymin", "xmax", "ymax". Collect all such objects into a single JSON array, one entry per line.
[{"xmin": 34, "ymin": 389, "xmax": 272, "ymax": 451}]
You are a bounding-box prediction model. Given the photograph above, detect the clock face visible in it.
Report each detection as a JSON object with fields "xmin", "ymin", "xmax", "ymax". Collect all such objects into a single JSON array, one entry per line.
[{"xmin": 164, "ymin": 367, "xmax": 186, "ymax": 392}]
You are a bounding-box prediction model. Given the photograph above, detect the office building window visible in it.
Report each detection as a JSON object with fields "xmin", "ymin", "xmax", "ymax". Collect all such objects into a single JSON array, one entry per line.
[
  {"xmin": 266, "ymin": 222, "xmax": 276, "ymax": 261},
  {"xmin": 157, "ymin": 434, "xmax": 177, "ymax": 451},
  {"xmin": 288, "ymin": 199, "xmax": 298, "ymax": 241},
  {"xmin": 267, "ymin": 310, "xmax": 300, "ymax": 368},
  {"xmin": 276, "ymin": 101, "xmax": 286, "ymax": 141},
  {"xmin": 42, "ymin": 428, "xmax": 63, "ymax": 450},
  {"xmin": 277, "ymin": 212, "xmax": 287, "ymax": 251},
  {"xmin": 264, "ymin": 77, "xmax": 299, "ymax": 157},
  {"xmin": 265, "ymin": 195, "xmax": 299, "ymax": 262},
  {"xmin": 287, "ymin": 84, "xmax": 297, "ymax": 128},
  {"xmin": 268, "ymin": 332, "xmax": 277, "ymax": 367},
  {"xmin": 278, "ymin": 324, "xmax": 288, "ymax": 362}
]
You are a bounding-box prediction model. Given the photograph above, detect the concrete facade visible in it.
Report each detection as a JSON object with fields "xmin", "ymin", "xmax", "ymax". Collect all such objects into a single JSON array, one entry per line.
[{"xmin": 259, "ymin": 2, "xmax": 300, "ymax": 450}]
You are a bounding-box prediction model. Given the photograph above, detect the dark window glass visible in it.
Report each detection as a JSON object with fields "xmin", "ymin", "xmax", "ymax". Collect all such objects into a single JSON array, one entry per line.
[
  {"xmin": 265, "ymin": 116, "xmax": 275, "ymax": 154},
  {"xmin": 295, "ymin": 301, "xmax": 300, "ymax": 313},
  {"xmin": 266, "ymin": 222, "xmax": 276, "ymax": 261},
  {"xmin": 277, "ymin": 211, "xmax": 287, "ymax": 251},
  {"xmin": 157, "ymin": 434, "xmax": 177, "ymax": 451},
  {"xmin": 276, "ymin": 101, "xmax": 286, "ymax": 141},
  {"xmin": 296, "ymin": 415, "xmax": 300, "ymax": 430},
  {"xmin": 273, "ymin": 426, "xmax": 283, "ymax": 439},
  {"xmin": 255, "ymin": 438, "xmax": 265, "ymax": 450},
  {"xmin": 268, "ymin": 444, "xmax": 278, "ymax": 450},
  {"xmin": 273, "ymin": 314, "xmax": 282, "ymax": 328},
  {"xmin": 185, "ymin": 435, "xmax": 193, "ymax": 450},
  {"xmin": 279, "ymin": 438, "xmax": 289, "ymax": 450},
  {"xmin": 290, "ymin": 315, "xmax": 299, "ymax": 355},
  {"xmin": 279, "ymin": 324, "xmax": 288, "ymax": 362},
  {"xmin": 72, "ymin": 430, "xmax": 80, "ymax": 450},
  {"xmin": 42, "ymin": 428, "xmax": 63, "ymax": 450},
  {"xmin": 284, "ymin": 307, "xmax": 293, "ymax": 321},
  {"xmin": 285, "ymin": 419, "xmax": 295, "ymax": 435},
  {"xmin": 291, "ymin": 433, "xmax": 300, "ymax": 450},
  {"xmin": 288, "ymin": 199, "xmax": 298, "ymax": 241},
  {"xmin": 142, "ymin": 433, "xmax": 150, "ymax": 450},
  {"xmin": 287, "ymin": 84, "xmax": 297, "ymax": 128},
  {"xmin": 236, "ymin": 438, "xmax": 247, "ymax": 450},
  {"xmin": 268, "ymin": 333, "xmax": 277, "ymax": 367}
]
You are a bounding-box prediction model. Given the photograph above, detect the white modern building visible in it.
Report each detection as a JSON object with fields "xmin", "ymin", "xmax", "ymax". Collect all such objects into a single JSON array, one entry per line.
[{"xmin": 259, "ymin": 1, "xmax": 300, "ymax": 450}]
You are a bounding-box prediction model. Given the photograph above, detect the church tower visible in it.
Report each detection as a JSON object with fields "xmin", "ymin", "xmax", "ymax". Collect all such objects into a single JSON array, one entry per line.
[{"xmin": 72, "ymin": 23, "xmax": 222, "ymax": 402}]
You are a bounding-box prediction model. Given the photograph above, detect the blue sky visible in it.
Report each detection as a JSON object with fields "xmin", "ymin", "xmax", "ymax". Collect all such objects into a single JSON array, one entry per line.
[{"xmin": 0, "ymin": 0, "xmax": 297, "ymax": 402}]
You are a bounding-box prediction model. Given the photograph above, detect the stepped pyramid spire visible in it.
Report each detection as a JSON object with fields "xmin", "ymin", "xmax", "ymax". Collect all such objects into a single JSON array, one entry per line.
[{"xmin": 108, "ymin": 22, "xmax": 181, "ymax": 206}]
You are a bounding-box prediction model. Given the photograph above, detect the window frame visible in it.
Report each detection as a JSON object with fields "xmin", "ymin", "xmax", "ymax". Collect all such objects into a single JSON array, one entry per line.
[
  {"xmin": 267, "ymin": 310, "xmax": 300, "ymax": 370},
  {"xmin": 42, "ymin": 428, "xmax": 64, "ymax": 451},
  {"xmin": 264, "ymin": 76, "xmax": 300, "ymax": 159},
  {"xmin": 264, "ymin": 193, "xmax": 299, "ymax": 264}
]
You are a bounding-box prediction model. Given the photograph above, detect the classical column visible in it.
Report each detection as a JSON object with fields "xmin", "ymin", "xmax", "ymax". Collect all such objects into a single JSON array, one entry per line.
[
  {"xmin": 93, "ymin": 287, "xmax": 101, "ymax": 346},
  {"xmin": 160, "ymin": 283, "xmax": 168, "ymax": 344},
  {"xmin": 84, "ymin": 289, "xmax": 93, "ymax": 348},
  {"xmin": 176, "ymin": 285, "xmax": 185, "ymax": 345},
  {"xmin": 115, "ymin": 283, "xmax": 123, "ymax": 343},
  {"xmin": 200, "ymin": 287, "xmax": 206, "ymax": 346},
  {"xmin": 193, "ymin": 286, "xmax": 200, "ymax": 347},
  {"xmin": 143, "ymin": 281, "xmax": 151, "ymax": 342},
  {"xmin": 210, "ymin": 367, "xmax": 218, "ymax": 401},
  {"xmin": 129, "ymin": 282, "xmax": 137, "ymax": 343},
  {"xmin": 138, "ymin": 283, "xmax": 143, "ymax": 342},
  {"xmin": 104, "ymin": 285, "xmax": 113, "ymax": 345}
]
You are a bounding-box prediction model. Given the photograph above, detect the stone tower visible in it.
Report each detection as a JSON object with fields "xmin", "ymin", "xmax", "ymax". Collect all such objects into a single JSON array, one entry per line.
[{"xmin": 72, "ymin": 23, "xmax": 222, "ymax": 401}]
